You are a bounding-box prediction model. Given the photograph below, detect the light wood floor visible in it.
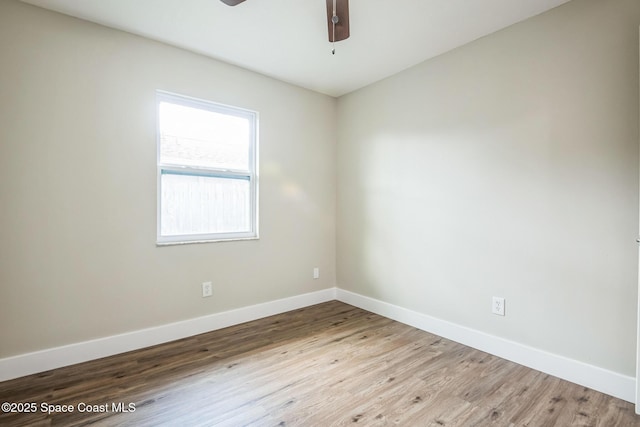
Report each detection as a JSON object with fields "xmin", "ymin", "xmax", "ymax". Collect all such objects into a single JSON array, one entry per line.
[{"xmin": 1, "ymin": 301, "xmax": 638, "ymax": 426}]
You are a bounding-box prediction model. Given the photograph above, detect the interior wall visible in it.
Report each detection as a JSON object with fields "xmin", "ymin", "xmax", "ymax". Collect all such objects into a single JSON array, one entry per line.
[
  {"xmin": 337, "ymin": 0, "xmax": 640, "ymax": 376},
  {"xmin": 0, "ymin": 0, "xmax": 336, "ymax": 358}
]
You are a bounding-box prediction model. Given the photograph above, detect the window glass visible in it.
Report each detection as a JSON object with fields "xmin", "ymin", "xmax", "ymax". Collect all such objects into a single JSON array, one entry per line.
[
  {"xmin": 156, "ymin": 92, "xmax": 258, "ymax": 244},
  {"xmin": 159, "ymin": 102, "xmax": 250, "ymax": 171}
]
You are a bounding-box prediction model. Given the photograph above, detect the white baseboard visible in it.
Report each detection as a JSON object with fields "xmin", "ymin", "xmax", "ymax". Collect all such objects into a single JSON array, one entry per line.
[
  {"xmin": 2, "ymin": 286, "xmax": 635, "ymax": 405},
  {"xmin": 0, "ymin": 288, "xmax": 337, "ymax": 382},
  {"xmin": 335, "ymin": 288, "xmax": 635, "ymax": 404}
]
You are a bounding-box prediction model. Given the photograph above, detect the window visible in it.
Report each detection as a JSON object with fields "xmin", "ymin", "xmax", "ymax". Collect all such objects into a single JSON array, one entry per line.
[{"xmin": 156, "ymin": 91, "xmax": 258, "ymax": 244}]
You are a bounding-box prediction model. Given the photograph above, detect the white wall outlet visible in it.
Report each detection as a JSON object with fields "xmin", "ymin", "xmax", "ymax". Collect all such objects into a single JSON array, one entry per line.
[
  {"xmin": 202, "ymin": 281, "xmax": 213, "ymax": 298},
  {"xmin": 313, "ymin": 267, "xmax": 320, "ymax": 279},
  {"xmin": 492, "ymin": 297, "xmax": 505, "ymax": 316}
]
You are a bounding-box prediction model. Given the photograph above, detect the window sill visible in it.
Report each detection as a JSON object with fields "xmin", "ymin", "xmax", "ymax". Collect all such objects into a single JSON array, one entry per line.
[{"xmin": 156, "ymin": 236, "xmax": 259, "ymax": 246}]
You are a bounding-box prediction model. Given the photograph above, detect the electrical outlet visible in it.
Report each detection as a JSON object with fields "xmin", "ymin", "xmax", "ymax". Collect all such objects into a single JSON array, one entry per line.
[
  {"xmin": 492, "ymin": 297, "xmax": 505, "ymax": 316},
  {"xmin": 313, "ymin": 267, "xmax": 320, "ymax": 279},
  {"xmin": 202, "ymin": 281, "xmax": 212, "ymax": 298}
]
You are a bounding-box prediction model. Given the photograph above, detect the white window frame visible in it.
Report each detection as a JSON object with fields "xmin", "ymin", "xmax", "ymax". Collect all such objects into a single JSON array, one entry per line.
[{"xmin": 156, "ymin": 91, "xmax": 259, "ymax": 245}]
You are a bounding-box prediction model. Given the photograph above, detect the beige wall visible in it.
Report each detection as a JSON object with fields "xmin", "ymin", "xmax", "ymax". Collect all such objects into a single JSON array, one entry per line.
[
  {"xmin": 0, "ymin": 0, "xmax": 336, "ymax": 358},
  {"xmin": 337, "ymin": 0, "xmax": 640, "ymax": 376}
]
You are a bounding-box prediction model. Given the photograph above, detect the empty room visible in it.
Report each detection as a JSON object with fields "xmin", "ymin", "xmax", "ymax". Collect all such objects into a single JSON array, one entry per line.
[{"xmin": 1, "ymin": 0, "xmax": 640, "ymax": 425}]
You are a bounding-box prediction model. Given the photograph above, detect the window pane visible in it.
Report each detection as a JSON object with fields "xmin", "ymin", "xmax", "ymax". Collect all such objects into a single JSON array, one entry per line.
[
  {"xmin": 159, "ymin": 102, "xmax": 250, "ymax": 171},
  {"xmin": 160, "ymin": 173, "xmax": 250, "ymax": 236}
]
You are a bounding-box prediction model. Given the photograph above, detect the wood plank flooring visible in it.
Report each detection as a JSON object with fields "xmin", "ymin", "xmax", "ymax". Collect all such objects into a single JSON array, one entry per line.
[{"xmin": 0, "ymin": 301, "xmax": 638, "ymax": 426}]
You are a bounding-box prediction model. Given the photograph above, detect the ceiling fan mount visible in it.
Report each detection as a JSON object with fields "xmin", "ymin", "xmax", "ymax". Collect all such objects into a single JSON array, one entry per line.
[
  {"xmin": 220, "ymin": 0, "xmax": 350, "ymax": 48},
  {"xmin": 220, "ymin": 0, "xmax": 246, "ymax": 5}
]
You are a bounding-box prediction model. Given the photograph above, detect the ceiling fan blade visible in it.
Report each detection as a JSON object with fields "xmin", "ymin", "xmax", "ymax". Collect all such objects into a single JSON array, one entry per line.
[
  {"xmin": 326, "ymin": 0, "xmax": 350, "ymax": 42},
  {"xmin": 220, "ymin": 0, "xmax": 246, "ymax": 6}
]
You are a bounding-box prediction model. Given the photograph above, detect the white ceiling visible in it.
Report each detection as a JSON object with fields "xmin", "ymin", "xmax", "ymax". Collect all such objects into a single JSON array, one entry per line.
[{"xmin": 21, "ymin": 0, "xmax": 571, "ymax": 97}]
